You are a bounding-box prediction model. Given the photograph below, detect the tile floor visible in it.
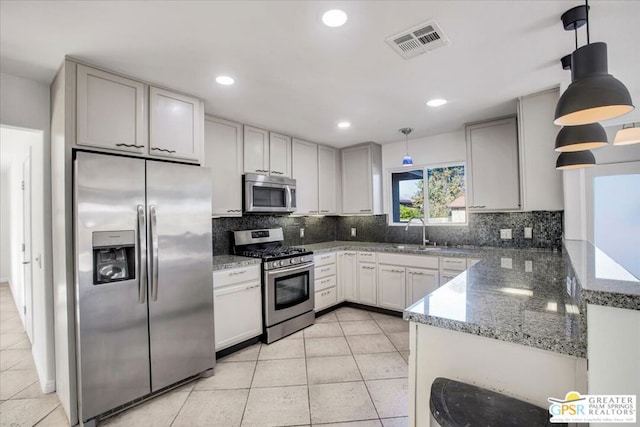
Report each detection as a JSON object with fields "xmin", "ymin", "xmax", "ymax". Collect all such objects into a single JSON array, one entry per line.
[{"xmin": 0, "ymin": 281, "xmax": 410, "ymax": 426}]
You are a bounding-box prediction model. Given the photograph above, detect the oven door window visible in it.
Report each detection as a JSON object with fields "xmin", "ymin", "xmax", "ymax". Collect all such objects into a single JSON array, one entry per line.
[
  {"xmin": 274, "ymin": 271, "xmax": 309, "ymax": 310},
  {"xmin": 253, "ymin": 186, "xmax": 287, "ymax": 208}
]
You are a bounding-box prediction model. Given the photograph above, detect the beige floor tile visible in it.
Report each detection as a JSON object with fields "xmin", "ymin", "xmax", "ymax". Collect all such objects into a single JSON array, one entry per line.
[
  {"xmin": 34, "ymin": 405, "xmax": 68, "ymax": 426},
  {"xmin": 0, "ymin": 369, "xmax": 38, "ymax": 399},
  {"xmin": 11, "ymin": 382, "xmax": 46, "ymax": 399},
  {"xmin": 8, "ymin": 354, "xmax": 36, "ymax": 371},
  {"xmin": 305, "ymin": 337, "xmax": 351, "ymax": 358},
  {"xmin": 367, "ymin": 378, "xmax": 409, "ymax": 419},
  {"xmin": 368, "ymin": 312, "xmax": 397, "ymax": 321},
  {"xmin": 346, "ymin": 334, "xmax": 396, "ymax": 355},
  {"xmin": 399, "ymin": 351, "xmax": 410, "ymax": 362},
  {"xmin": 101, "ymin": 390, "xmax": 190, "ymax": 427},
  {"xmin": 1, "ymin": 349, "xmax": 32, "ymax": 371},
  {"xmin": 303, "ymin": 322, "xmax": 343, "ymax": 338},
  {"xmin": 242, "ymin": 385, "xmax": 310, "ymax": 427},
  {"xmin": 0, "ymin": 394, "xmax": 60, "ymax": 426},
  {"xmin": 251, "ymin": 358, "xmax": 306, "ymax": 388},
  {"xmin": 0, "ymin": 333, "xmax": 27, "ymax": 350},
  {"xmin": 258, "ymin": 338, "xmax": 305, "ymax": 360},
  {"xmin": 315, "ymin": 312, "xmax": 338, "ymax": 323},
  {"xmin": 340, "ymin": 320, "xmax": 383, "ymax": 336},
  {"xmin": 380, "ymin": 416, "xmax": 409, "ymax": 427},
  {"xmin": 309, "ymin": 381, "xmax": 378, "ymax": 424},
  {"xmin": 194, "ymin": 361, "xmax": 255, "ymax": 390},
  {"xmin": 354, "ymin": 353, "xmax": 408, "ymax": 380},
  {"xmin": 335, "ymin": 308, "xmax": 373, "ymax": 321},
  {"xmin": 173, "ymin": 389, "xmax": 248, "ymax": 427},
  {"xmin": 218, "ymin": 343, "xmax": 261, "ymax": 363},
  {"xmin": 307, "ymin": 355, "xmax": 362, "ymax": 385},
  {"xmin": 7, "ymin": 336, "xmax": 31, "ymax": 350},
  {"xmin": 386, "ymin": 331, "xmax": 410, "ymax": 351},
  {"xmin": 316, "ymin": 421, "xmax": 382, "ymax": 427},
  {"xmin": 373, "ymin": 317, "xmax": 409, "ymax": 334}
]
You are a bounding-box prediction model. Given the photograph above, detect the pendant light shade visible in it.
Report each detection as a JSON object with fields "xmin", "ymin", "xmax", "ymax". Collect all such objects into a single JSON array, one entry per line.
[
  {"xmin": 555, "ymin": 123, "xmax": 608, "ymax": 152},
  {"xmin": 554, "ymin": 43, "xmax": 634, "ymax": 126},
  {"xmin": 556, "ymin": 150, "xmax": 596, "ymax": 170},
  {"xmin": 399, "ymin": 127, "xmax": 414, "ymax": 166},
  {"xmin": 614, "ymin": 123, "xmax": 640, "ymax": 146}
]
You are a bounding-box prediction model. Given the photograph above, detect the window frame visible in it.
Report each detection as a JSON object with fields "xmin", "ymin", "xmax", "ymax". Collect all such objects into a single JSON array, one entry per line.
[{"xmin": 386, "ymin": 161, "xmax": 468, "ymax": 227}]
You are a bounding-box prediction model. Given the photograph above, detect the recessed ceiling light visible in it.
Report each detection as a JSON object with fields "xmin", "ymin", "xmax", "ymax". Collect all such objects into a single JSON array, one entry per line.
[
  {"xmin": 337, "ymin": 121, "xmax": 351, "ymax": 129},
  {"xmin": 216, "ymin": 76, "xmax": 235, "ymax": 86},
  {"xmin": 426, "ymin": 98, "xmax": 447, "ymax": 107},
  {"xmin": 322, "ymin": 9, "xmax": 348, "ymax": 27}
]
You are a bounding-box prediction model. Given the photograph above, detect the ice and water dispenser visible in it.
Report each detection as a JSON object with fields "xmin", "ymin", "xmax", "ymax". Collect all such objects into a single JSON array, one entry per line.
[{"xmin": 92, "ymin": 231, "xmax": 136, "ymax": 284}]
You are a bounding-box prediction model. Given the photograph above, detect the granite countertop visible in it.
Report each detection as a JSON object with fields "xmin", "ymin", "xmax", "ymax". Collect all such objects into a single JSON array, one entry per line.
[
  {"xmin": 212, "ymin": 255, "xmax": 261, "ymax": 271},
  {"xmin": 563, "ymin": 240, "xmax": 640, "ymax": 310},
  {"xmin": 404, "ymin": 249, "xmax": 586, "ymax": 358}
]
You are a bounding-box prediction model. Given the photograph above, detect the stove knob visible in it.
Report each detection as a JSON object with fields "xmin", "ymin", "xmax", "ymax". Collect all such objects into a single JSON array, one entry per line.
[
  {"xmin": 300, "ymin": 256, "xmax": 306, "ymax": 263},
  {"xmin": 272, "ymin": 261, "xmax": 279, "ymax": 269},
  {"xmin": 279, "ymin": 260, "xmax": 286, "ymax": 267},
  {"xmin": 290, "ymin": 257, "xmax": 297, "ymax": 264}
]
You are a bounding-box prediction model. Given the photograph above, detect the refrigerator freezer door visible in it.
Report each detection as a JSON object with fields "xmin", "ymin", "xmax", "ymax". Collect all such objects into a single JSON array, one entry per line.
[
  {"xmin": 74, "ymin": 152, "xmax": 150, "ymax": 420},
  {"xmin": 146, "ymin": 161, "xmax": 215, "ymax": 391}
]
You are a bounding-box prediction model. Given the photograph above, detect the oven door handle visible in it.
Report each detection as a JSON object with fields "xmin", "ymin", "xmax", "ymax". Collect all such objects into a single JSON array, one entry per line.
[{"xmin": 266, "ymin": 262, "xmax": 314, "ymax": 276}]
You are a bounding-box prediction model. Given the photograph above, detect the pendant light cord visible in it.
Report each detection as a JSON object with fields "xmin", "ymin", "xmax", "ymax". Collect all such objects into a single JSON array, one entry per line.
[{"xmin": 585, "ymin": 0, "xmax": 590, "ymax": 44}]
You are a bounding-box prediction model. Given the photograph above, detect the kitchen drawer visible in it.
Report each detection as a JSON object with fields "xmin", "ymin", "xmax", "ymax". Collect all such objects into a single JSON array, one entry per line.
[
  {"xmin": 315, "ymin": 275, "xmax": 336, "ymax": 292},
  {"xmin": 314, "ymin": 252, "xmax": 336, "ymax": 267},
  {"xmin": 358, "ymin": 251, "xmax": 377, "ymax": 262},
  {"xmin": 213, "ymin": 264, "xmax": 261, "ymax": 289},
  {"xmin": 315, "ymin": 286, "xmax": 337, "ymax": 311},
  {"xmin": 377, "ymin": 253, "xmax": 439, "ymax": 269},
  {"xmin": 440, "ymin": 257, "xmax": 467, "ymax": 271},
  {"xmin": 315, "ymin": 263, "xmax": 336, "ymax": 279}
]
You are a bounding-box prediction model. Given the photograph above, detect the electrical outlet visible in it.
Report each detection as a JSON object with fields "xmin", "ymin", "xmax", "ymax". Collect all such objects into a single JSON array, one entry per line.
[
  {"xmin": 500, "ymin": 257, "xmax": 513, "ymax": 269},
  {"xmin": 524, "ymin": 227, "xmax": 532, "ymax": 239},
  {"xmin": 500, "ymin": 229, "xmax": 512, "ymax": 240},
  {"xmin": 350, "ymin": 228, "xmax": 357, "ymax": 237},
  {"xmin": 300, "ymin": 228, "xmax": 305, "ymax": 238},
  {"xmin": 525, "ymin": 260, "xmax": 533, "ymax": 272}
]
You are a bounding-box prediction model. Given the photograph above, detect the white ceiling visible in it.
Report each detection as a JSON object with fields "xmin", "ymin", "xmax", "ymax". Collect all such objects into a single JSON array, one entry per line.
[{"xmin": 1, "ymin": 1, "xmax": 639, "ymax": 148}]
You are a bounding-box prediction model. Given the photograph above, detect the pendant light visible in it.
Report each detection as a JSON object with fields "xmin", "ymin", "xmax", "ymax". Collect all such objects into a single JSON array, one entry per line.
[
  {"xmin": 555, "ymin": 123, "xmax": 608, "ymax": 152},
  {"xmin": 614, "ymin": 123, "xmax": 640, "ymax": 146},
  {"xmin": 556, "ymin": 150, "xmax": 596, "ymax": 170},
  {"xmin": 399, "ymin": 127, "xmax": 414, "ymax": 166},
  {"xmin": 554, "ymin": 1, "xmax": 634, "ymax": 126}
]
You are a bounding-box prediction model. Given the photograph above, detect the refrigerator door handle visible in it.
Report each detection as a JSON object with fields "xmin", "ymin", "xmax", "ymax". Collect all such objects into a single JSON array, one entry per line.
[
  {"xmin": 150, "ymin": 205, "xmax": 159, "ymax": 301},
  {"xmin": 137, "ymin": 205, "xmax": 147, "ymax": 304}
]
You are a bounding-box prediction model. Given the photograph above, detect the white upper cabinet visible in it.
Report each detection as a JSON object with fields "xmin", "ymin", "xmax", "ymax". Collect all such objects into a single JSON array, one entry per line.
[
  {"xmin": 269, "ymin": 132, "xmax": 291, "ymax": 177},
  {"xmin": 204, "ymin": 116, "xmax": 243, "ymax": 217},
  {"xmin": 76, "ymin": 64, "xmax": 146, "ymax": 153},
  {"xmin": 341, "ymin": 143, "xmax": 383, "ymax": 215},
  {"xmin": 243, "ymin": 126, "xmax": 270, "ymax": 174},
  {"xmin": 466, "ymin": 117, "xmax": 521, "ymax": 210},
  {"xmin": 149, "ymin": 86, "xmax": 203, "ymax": 163},
  {"xmin": 517, "ymin": 88, "xmax": 564, "ymax": 211},
  {"xmin": 318, "ymin": 145, "xmax": 338, "ymax": 214},
  {"xmin": 292, "ymin": 138, "xmax": 319, "ymax": 214}
]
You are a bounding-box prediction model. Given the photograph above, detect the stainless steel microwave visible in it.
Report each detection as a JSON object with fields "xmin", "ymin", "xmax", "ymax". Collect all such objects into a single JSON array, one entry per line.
[{"xmin": 243, "ymin": 173, "xmax": 296, "ymax": 213}]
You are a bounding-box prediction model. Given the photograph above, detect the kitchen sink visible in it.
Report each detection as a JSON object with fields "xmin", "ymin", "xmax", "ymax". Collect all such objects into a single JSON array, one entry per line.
[{"xmin": 388, "ymin": 244, "xmax": 443, "ymax": 252}]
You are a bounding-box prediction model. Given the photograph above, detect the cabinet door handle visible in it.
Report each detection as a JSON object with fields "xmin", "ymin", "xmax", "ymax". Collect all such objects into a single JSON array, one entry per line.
[
  {"xmin": 271, "ymin": 170, "xmax": 283, "ymax": 175},
  {"xmin": 230, "ymin": 270, "xmax": 247, "ymax": 276},
  {"xmin": 320, "ymin": 210, "xmax": 330, "ymax": 213},
  {"xmin": 116, "ymin": 143, "xmax": 145, "ymax": 149},
  {"xmin": 151, "ymin": 147, "xmax": 177, "ymax": 154},
  {"xmin": 320, "ymin": 267, "xmax": 331, "ymax": 272},
  {"xmin": 359, "ymin": 209, "xmax": 372, "ymax": 212},
  {"xmin": 362, "ymin": 266, "xmax": 375, "ymax": 270}
]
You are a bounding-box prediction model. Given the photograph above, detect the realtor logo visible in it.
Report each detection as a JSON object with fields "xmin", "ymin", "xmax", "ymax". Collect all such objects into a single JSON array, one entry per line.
[{"xmin": 548, "ymin": 391, "xmax": 636, "ymax": 423}]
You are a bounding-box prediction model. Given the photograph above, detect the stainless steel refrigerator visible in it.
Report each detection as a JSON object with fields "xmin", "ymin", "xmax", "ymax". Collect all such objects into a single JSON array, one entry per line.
[{"xmin": 74, "ymin": 151, "xmax": 214, "ymax": 423}]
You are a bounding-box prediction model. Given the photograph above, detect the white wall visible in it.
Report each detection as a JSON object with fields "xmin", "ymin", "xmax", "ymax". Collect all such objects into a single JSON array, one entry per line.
[
  {"xmin": 0, "ymin": 169, "xmax": 11, "ymax": 281},
  {"xmin": 0, "ymin": 72, "xmax": 55, "ymax": 393}
]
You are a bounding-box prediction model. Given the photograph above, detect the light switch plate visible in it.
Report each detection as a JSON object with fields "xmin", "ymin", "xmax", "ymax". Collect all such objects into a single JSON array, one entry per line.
[
  {"xmin": 524, "ymin": 227, "xmax": 532, "ymax": 239},
  {"xmin": 351, "ymin": 228, "xmax": 357, "ymax": 237},
  {"xmin": 300, "ymin": 228, "xmax": 305, "ymax": 238},
  {"xmin": 525, "ymin": 260, "xmax": 533, "ymax": 272},
  {"xmin": 500, "ymin": 229, "xmax": 512, "ymax": 239},
  {"xmin": 501, "ymin": 257, "xmax": 513, "ymax": 269}
]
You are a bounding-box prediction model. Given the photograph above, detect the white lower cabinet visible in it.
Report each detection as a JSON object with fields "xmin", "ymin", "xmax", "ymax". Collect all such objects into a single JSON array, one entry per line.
[
  {"xmin": 338, "ymin": 251, "xmax": 358, "ymax": 302},
  {"xmin": 315, "ymin": 287, "xmax": 337, "ymax": 311},
  {"xmin": 377, "ymin": 265, "xmax": 406, "ymax": 311},
  {"xmin": 314, "ymin": 252, "xmax": 338, "ymax": 312},
  {"xmin": 406, "ymin": 267, "xmax": 439, "ymax": 307},
  {"xmin": 213, "ymin": 266, "xmax": 262, "ymax": 351},
  {"xmin": 358, "ymin": 262, "xmax": 377, "ymax": 306}
]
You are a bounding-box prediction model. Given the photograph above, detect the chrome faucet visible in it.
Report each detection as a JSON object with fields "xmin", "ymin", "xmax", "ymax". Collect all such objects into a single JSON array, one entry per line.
[{"xmin": 404, "ymin": 217, "xmax": 429, "ymax": 246}]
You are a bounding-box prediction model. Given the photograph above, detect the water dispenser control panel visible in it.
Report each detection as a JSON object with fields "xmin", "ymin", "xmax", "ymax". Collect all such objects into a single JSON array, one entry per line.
[{"xmin": 92, "ymin": 230, "xmax": 136, "ymax": 285}]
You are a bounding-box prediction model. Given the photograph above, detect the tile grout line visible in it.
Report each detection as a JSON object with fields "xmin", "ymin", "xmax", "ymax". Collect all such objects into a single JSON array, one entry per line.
[
  {"xmin": 303, "ymin": 329, "xmax": 312, "ymax": 426},
  {"xmin": 32, "ymin": 403, "xmax": 62, "ymax": 426},
  {"xmin": 238, "ymin": 342, "xmax": 262, "ymax": 426}
]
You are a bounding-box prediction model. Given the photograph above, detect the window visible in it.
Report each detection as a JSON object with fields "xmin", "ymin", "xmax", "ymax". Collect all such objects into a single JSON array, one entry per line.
[{"xmin": 390, "ymin": 164, "xmax": 466, "ymax": 225}]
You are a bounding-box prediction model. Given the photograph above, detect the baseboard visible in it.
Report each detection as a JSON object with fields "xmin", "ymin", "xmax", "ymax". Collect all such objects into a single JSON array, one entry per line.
[
  {"xmin": 316, "ymin": 301, "xmax": 403, "ymax": 318},
  {"xmin": 0, "ymin": 277, "xmax": 9, "ymax": 283},
  {"xmin": 41, "ymin": 378, "xmax": 56, "ymax": 394}
]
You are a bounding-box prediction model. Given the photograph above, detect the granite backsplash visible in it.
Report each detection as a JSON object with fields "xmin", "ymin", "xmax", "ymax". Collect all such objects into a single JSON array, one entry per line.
[{"xmin": 212, "ymin": 211, "xmax": 563, "ymax": 255}]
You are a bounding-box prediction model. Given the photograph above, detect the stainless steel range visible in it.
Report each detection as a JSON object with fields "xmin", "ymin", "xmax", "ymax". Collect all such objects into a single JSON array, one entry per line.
[{"xmin": 234, "ymin": 228, "xmax": 314, "ymax": 343}]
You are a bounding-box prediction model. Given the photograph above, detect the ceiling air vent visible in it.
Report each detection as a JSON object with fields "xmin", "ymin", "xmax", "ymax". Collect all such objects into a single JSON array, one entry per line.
[{"xmin": 385, "ymin": 20, "xmax": 449, "ymax": 59}]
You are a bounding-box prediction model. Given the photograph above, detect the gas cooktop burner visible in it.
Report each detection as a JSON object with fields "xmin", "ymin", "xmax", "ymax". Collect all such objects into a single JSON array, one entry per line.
[
  {"xmin": 233, "ymin": 228, "xmax": 314, "ymax": 270},
  {"xmin": 240, "ymin": 247, "xmax": 309, "ymax": 260}
]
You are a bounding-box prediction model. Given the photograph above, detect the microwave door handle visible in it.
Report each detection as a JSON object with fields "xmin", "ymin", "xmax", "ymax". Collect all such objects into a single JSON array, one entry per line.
[
  {"xmin": 149, "ymin": 205, "xmax": 159, "ymax": 301},
  {"xmin": 137, "ymin": 205, "xmax": 147, "ymax": 304}
]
